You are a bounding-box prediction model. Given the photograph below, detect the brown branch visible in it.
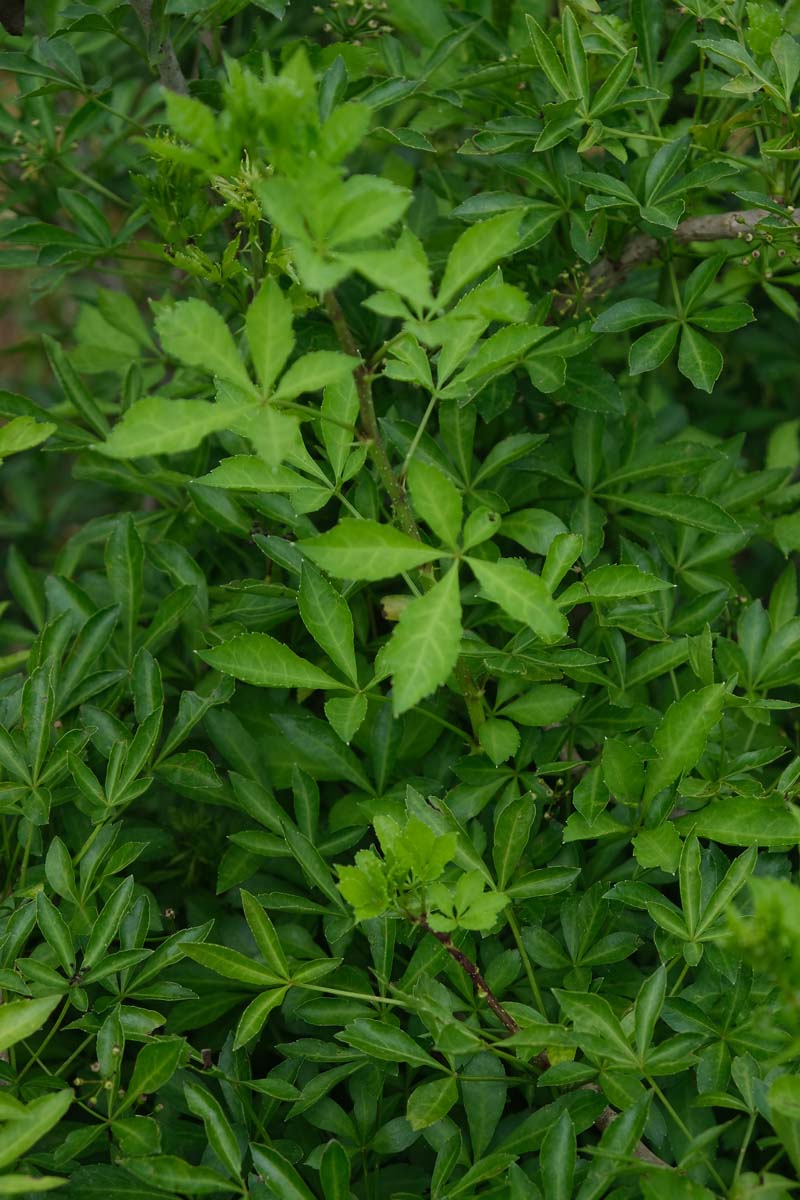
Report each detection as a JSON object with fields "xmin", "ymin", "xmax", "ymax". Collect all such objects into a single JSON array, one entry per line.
[
  {"xmin": 418, "ymin": 916, "xmax": 669, "ymax": 1170},
  {"xmin": 324, "ymin": 291, "xmax": 419, "ymax": 540},
  {"xmin": 554, "ymin": 206, "xmax": 800, "ymax": 316},
  {"xmin": 420, "ymin": 915, "xmax": 523, "ymax": 1036},
  {"xmin": 129, "ymin": 0, "xmax": 188, "ymax": 95}
]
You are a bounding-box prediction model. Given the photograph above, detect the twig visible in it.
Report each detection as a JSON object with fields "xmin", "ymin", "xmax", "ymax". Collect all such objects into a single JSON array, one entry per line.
[
  {"xmin": 417, "ymin": 915, "xmax": 670, "ymax": 1169},
  {"xmin": 324, "ymin": 291, "xmax": 486, "ymax": 735},
  {"xmin": 129, "ymin": 0, "xmax": 188, "ymax": 95},
  {"xmin": 420, "ymin": 914, "xmax": 522, "ymax": 1036},
  {"xmin": 554, "ymin": 205, "xmax": 800, "ymax": 316},
  {"xmin": 324, "ymin": 291, "xmax": 419, "ymax": 539}
]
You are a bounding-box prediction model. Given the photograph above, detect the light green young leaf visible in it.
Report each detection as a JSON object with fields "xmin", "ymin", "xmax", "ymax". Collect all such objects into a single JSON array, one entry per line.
[
  {"xmin": 469, "ymin": 557, "xmax": 567, "ymax": 642},
  {"xmin": 98, "ymin": 396, "xmax": 246, "ymax": 459},
  {"xmin": 273, "ymin": 351, "xmax": 354, "ymax": 401},
  {"xmin": 246, "ymin": 277, "xmax": 295, "ymax": 393},
  {"xmin": 198, "ymin": 633, "xmax": 341, "ymax": 691},
  {"xmin": 437, "ymin": 211, "xmax": 523, "ymax": 307},
  {"xmin": 0, "ymin": 996, "xmax": 61, "ymax": 1054},
  {"xmin": 326, "ymin": 175, "xmax": 412, "ymax": 246},
  {"xmin": 558, "ymin": 564, "xmax": 673, "ymax": 605},
  {"xmin": 156, "ymin": 299, "xmax": 253, "ymax": 390},
  {"xmin": 501, "ymin": 684, "xmax": 581, "ymax": 727},
  {"xmin": 0, "ymin": 1091, "xmax": 74, "ymax": 1171},
  {"xmin": 0, "ymin": 416, "xmax": 56, "ymax": 461},
  {"xmin": 300, "ymin": 519, "xmax": 440, "ymax": 580},
  {"xmin": 383, "ymin": 565, "xmax": 462, "ymax": 715},
  {"xmin": 407, "ymin": 459, "xmax": 463, "ymax": 547}
]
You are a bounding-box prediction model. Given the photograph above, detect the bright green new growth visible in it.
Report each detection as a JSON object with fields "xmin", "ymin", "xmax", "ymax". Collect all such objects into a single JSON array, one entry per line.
[{"xmin": 337, "ymin": 808, "xmax": 508, "ymax": 932}]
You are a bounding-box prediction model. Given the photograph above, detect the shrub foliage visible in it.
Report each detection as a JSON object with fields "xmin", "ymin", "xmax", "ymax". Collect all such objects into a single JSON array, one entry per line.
[{"xmin": 3, "ymin": 1, "xmax": 800, "ymax": 1196}]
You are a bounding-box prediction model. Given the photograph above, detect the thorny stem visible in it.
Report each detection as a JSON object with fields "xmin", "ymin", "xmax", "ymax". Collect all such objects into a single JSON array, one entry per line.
[
  {"xmin": 323, "ymin": 290, "xmax": 485, "ymax": 736},
  {"xmin": 417, "ymin": 915, "xmax": 670, "ymax": 1170}
]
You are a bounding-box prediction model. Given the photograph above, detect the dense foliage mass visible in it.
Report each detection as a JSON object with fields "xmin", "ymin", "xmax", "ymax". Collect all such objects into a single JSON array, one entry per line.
[{"xmin": 3, "ymin": 0, "xmax": 800, "ymax": 1196}]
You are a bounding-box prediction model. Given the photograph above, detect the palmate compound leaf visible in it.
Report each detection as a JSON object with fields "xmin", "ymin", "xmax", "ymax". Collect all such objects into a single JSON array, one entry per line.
[{"xmin": 382, "ymin": 564, "xmax": 463, "ymax": 715}]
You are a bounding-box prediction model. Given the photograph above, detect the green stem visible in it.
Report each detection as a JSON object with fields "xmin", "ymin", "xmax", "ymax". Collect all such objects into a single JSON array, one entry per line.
[
  {"xmin": 507, "ymin": 910, "xmax": 546, "ymax": 1013},
  {"xmin": 15, "ymin": 998, "xmax": 71, "ymax": 1084}
]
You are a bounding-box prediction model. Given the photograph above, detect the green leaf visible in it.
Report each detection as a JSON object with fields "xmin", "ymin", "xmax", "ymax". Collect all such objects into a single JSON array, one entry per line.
[
  {"xmin": 469, "ymin": 557, "xmax": 567, "ymax": 642},
  {"xmin": 198, "ymin": 633, "xmax": 340, "ymax": 690},
  {"xmin": 478, "ymin": 718, "xmax": 520, "ymax": 766},
  {"xmin": 0, "ymin": 416, "xmax": 56, "ymax": 460},
  {"xmin": 121, "ymin": 1156, "xmax": 233, "ymax": 1196},
  {"xmin": 644, "ymin": 685, "xmax": 726, "ymax": 803},
  {"xmin": 319, "ymin": 1141, "xmax": 350, "ymax": 1200},
  {"xmin": 298, "ymin": 563, "xmax": 358, "ymax": 685},
  {"xmin": 562, "ymin": 7, "xmax": 589, "ymax": 106},
  {"xmin": 273, "ymin": 351, "xmax": 354, "ymax": 401},
  {"xmin": 156, "ymin": 299, "xmax": 252, "ymax": 389},
  {"xmin": 500, "ymin": 684, "xmax": 580, "ymax": 727},
  {"xmin": 325, "ymin": 694, "xmax": 368, "ymax": 744},
  {"xmin": 678, "ymin": 326, "xmax": 723, "ymax": 393},
  {"xmin": 125, "ymin": 1037, "xmax": 189, "ymax": 1107},
  {"xmin": 0, "ymin": 1091, "xmax": 74, "ymax": 1171},
  {"xmin": 240, "ymin": 890, "xmax": 290, "ymax": 977},
  {"xmin": 493, "ymin": 794, "xmax": 535, "ymax": 887},
  {"xmin": 338, "ymin": 1019, "xmax": 441, "ymax": 1069},
  {"xmin": 246, "ymin": 277, "xmax": 295, "ymax": 392},
  {"xmin": 540, "ymin": 1110, "xmax": 576, "ymax": 1200},
  {"xmin": 558, "ymin": 564, "xmax": 672, "ymax": 605},
  {"xmin": 183, "ymin": 1080, "xmax": 242, "ymax": 1182},
  {"xmin": 676, "ymin": 798, "xmax": 800, "ymax": 846},
  {"xmin": 437, "ymin": 212, "xmax": 523, "ymax": 307},
  {"xmin": 250, "ymin": 1146, "xmax": 316, "ymax": 1200},
  {"xmin": 234, "ymin": 988, "xmax": 288, "ymax": 1050},
  {"xmin": 526, "ymin": 15, "xmax": 572, "ymax": 99},
  {"xmin": 629, "ymin": 322, "xmax": 679, "ymax": 375},
  {"xmin": 592, "ymin": 298, "xmax": 671, "ymax": 333},
  {"xmin": 633, "ymin": 823, "xmax": 682, "ymax": 873},
  {"xmin": 607, "ymin": 490, "xmax": 741, "ymax": 534},
  {"xmin": 99, "ymin": 396, "xmax": 246, "ymax": 459},
  {"xmin": 634, "ymin": 966, "xmax": 666, "ymax": 1060},
  {"xmin": 555, "ymin": 990, "xmax": 635, "ymax": 1063},
  {"xmin": 183, "ymin": 943, "xmax": 286, "ymax": 987},
  {"xmin": 326, "ymin": 175, "xmax": 411, "ymax": 246},
  {"xmin": 407, "ymin": 1077, "xmax": 458, "ymax": 1130},
  {"xmin": 300, "ymin": 519, "xmax": 440, "ymax": 580},
  {"xmin": 0, "ymin": 996, "xmax": 61, "ymax": 1054},
  {"xmin": 382, "ymin": 566, "xmax": 462, "ymax": 715},
  {"xmin": 407, "ymin": 460, "xmax": 462, "ymax": 547}
]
